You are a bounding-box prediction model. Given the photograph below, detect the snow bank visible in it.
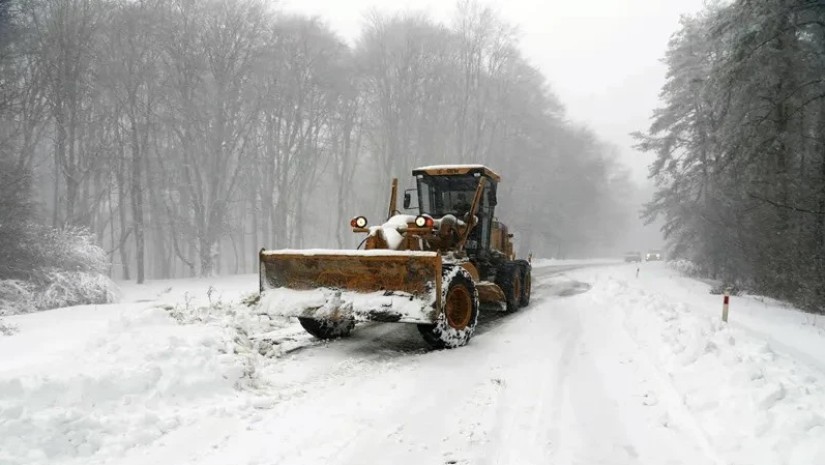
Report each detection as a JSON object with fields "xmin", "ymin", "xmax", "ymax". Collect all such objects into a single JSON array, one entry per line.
[
  {"xmin": 0, "ymin": 284, "xmax": 286, "ymax": 465},
  {"xmin": 0, "ymin": 274, "xmax": 317, "ymax": 465},
  {"xmin": 116, "ymin": 274, "xmax": 313, "ymax": 359},
  {"xmin": 578, "ymin": 266, "xmax": 825, "ymax": 465},
  {"xmin": 0, "ymin": 306, "xmax": 245, "ymax": 465}
]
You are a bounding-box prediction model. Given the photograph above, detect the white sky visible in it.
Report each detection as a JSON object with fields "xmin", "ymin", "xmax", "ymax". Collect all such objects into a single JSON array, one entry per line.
[{"xmin": 279, "ymin": 0, "xmax": 707, "ymax": 187}]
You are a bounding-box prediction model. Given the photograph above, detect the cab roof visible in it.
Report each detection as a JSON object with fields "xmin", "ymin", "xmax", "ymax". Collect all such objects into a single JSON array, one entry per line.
[{"xmin": 412, "ymin": 164, "xmax": 501, "ymax": 182}]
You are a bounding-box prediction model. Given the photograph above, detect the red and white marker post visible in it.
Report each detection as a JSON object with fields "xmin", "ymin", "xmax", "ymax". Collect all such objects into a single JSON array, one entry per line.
[{"xmin": 722, "ymin": 288, "xmax": 731, "ymax": 322}]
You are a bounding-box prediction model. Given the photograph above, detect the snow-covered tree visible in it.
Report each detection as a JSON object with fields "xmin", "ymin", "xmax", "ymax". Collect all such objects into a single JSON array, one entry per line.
[{"xmin": 638, "ymin": 0, "xmax": 825, "ymax": 312}]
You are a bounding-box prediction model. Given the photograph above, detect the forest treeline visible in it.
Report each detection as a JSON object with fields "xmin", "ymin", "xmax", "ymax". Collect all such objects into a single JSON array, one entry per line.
[
  {"xmin": 636, "ymin": 0, "xmax": 825, "ymax": 312},
  {"xmin": 0, "ymin": 0, "xmax": 632, "ymax": 283}
]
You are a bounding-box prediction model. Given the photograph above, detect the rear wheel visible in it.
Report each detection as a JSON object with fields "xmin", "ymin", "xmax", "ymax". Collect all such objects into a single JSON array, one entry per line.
[
  {"xmin": 496, "ymin": 262, "xmax": 522, "ymax": 312},
  {"xmin": 518, "ymin": 261, "xmax": 532, "ymax": 307},
  {"xmin": 298, "ymin": 317, "xmax": 355, "ymax": 340},
  {"xmin": 418, "ymin": 266, "xmax": 479, "ymax": 349}
]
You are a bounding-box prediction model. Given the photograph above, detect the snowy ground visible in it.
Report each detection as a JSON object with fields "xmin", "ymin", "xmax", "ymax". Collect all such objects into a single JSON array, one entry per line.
[{"xmin": 1, "ymin": 261, "xmax": 823, "ymax": 465}]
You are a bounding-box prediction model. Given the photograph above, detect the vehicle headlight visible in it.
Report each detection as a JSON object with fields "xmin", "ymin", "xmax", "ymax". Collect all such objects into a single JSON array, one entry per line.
[
  {"xmin": 414, "ymin": 215, "xmax": 433, "ymax": 228},
  {"xmin": 350, "ymin": 216, "xmax": 368, "ymax": 228}
]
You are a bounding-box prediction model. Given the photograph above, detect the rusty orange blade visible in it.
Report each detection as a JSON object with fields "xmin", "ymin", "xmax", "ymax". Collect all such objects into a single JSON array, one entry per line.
[{"xmin": 260, "ymin": 249, "xmax": 442, "ymax": 300}]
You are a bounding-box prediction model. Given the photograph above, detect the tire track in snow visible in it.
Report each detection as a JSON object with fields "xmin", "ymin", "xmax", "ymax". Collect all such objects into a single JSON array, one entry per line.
[
  {"xmin": 487, "ymin": 306, "xmax": 579, "ymax": 465},
  {"xmin": 590, "ymin": 279, "xmax": 727, "ymax": 465},
  {"xmin": 545, "ymin": 297, "xmax": 649, "ymax": 464},
  {"xmin": 532, "ymin": 273, "xmax": 719, "ymax": 465}
]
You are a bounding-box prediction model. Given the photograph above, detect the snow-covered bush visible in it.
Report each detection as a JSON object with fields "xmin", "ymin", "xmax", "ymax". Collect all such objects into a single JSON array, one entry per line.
[
  {"xmin": 668, "ymin": 259, "xmax": 701, "ymax": 277},
  {"xmin": 0, "ymin": 279, "xmax": 36, "ymax": 315},
  {"xmin": 0, "ymin": 318, "xmax": 19, "ymax": 336},
  {"xmin": 1, "ymin": 145, "xmax": 116, "ymax": 313},
  {"xmin": 709, "ymin": 283, "xmax": 745, "ymax": 296},
  {"xmin": 0, "ymin": 228, "xmax": 118, "ymax": 314},
  {"xmin": 0, "ymin": 272, "xmax": 118, "ymax": 315},
  {"xmin": 668, "ymin": 259, "xmax": 747, "ymax": 296},
  {"xmin": 34, "ymin": 271, "xmax": 119, "ymax": 310},
  {"xmin": 32, "ymin": 227, "xmax": 109, "ymax": 275}
]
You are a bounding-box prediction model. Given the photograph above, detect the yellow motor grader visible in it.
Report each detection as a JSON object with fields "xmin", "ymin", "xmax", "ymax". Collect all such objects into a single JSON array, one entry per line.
[{"xmin": 258, "ymin": 165, "xmax": 532, "ymax": 348}]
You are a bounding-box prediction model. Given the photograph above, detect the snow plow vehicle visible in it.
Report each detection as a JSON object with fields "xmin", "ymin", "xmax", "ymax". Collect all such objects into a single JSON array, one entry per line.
[{"xmin": 258, "ymin": 165, "xmax": 531, "ymax": 348}]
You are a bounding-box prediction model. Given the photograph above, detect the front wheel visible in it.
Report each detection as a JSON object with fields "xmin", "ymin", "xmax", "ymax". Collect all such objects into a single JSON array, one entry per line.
[
  {"xmin": 298, "ymin": 317, "xmax": 355, "ymax": 340},
  {"xmin": 417, "ymin": 267, "xmax": 479, "ymax": 349}
]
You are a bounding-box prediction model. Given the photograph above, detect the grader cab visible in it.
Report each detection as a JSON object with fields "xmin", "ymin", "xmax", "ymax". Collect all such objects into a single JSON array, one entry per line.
[{"xmin": 259, "ymin": 165, "xmax": 532, "ymax": 348}]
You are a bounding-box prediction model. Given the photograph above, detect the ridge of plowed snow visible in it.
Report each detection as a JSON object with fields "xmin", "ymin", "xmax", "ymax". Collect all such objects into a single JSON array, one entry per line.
[
  {"xmin": 0, "ymin": 305, "xmax": 246, "ymax": 465},
  {"xmin": 588, "ymin": 263, "xmax": 825, "ymax": 465}
]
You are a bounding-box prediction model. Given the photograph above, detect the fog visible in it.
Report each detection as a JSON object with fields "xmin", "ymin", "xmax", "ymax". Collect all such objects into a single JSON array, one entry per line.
[
  {"xmin": 2, "ymin": 0, "xmax": 705, "ymax": 283},
  {"xmin": 284, "ymin": 0, "xmax": 707, "ymax": 182},
  {"xmin": 281, "ymin": 0, "xmax": 708, "ymax": 255}
]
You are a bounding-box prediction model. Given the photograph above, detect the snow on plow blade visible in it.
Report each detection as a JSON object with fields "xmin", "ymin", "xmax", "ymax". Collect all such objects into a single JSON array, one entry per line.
[{"xmin": 258, "ymin": 249, "xmax": 442, "ymax": 324}]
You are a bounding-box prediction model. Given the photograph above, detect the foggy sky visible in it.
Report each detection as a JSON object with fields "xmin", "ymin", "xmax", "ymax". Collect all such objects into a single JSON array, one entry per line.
[{"xmin": 280, "ymin": 0, "xmax": 707, "ymax": 186}]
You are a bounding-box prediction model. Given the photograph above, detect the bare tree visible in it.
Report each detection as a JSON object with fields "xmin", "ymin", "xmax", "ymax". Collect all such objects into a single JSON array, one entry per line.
[{"xmin": 2, "ymin": 0, "xmax": 635, "ymax": 281}]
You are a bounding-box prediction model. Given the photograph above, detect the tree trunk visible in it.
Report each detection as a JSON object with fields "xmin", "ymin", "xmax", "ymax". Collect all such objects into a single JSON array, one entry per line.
[
  {"xmin": 129, "ymin": 115, "xmax": 145, "ymax": 283},
  {"xmin": 199, "ymin": 234, "xmax": 214, "ymax": 277},
  {"xmin": 115, "ymin": 123, "xmax": 131, "ymax": 280}
]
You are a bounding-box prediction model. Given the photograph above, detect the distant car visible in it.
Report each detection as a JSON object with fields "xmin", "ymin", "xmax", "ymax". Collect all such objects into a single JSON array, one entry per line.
[
  {"xmin": 645, "ymin": 250, "xmax": 663, "ymax": 261},
  {"xmin": 624, "ymin": 251, "xmax": 642, "ymax": 263}
]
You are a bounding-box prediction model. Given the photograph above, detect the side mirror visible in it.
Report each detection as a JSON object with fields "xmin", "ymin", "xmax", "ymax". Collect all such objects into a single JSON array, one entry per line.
[{"xmin": 403, "ymin": 192, "xmax": 412, "ymax": 209}]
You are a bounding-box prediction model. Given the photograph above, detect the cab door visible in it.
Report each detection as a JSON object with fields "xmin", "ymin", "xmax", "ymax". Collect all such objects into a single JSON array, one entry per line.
[{"xmin": 468, "ymin": 179, "xmax": 496, "ymax": 253}]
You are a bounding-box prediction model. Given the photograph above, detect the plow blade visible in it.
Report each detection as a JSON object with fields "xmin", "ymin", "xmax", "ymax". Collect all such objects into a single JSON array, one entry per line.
[{"xmin": 258, "ymin": 249, "xmax": 442, "ymax": 324}]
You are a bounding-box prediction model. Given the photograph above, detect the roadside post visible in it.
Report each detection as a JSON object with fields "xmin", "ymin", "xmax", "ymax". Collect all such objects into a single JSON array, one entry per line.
[{"xmin": 722, "ymin": 287, "xmax": 731, "ymax": 322}]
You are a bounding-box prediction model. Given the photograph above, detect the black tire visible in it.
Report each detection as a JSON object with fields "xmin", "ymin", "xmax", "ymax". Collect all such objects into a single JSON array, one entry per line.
[
  {"xmin": 520, "ymin": 265, "xmax": 532, "ymax": 307},
  {"xmin": 417, "ymin": 266, "xmax": 479, "ymax": 349},
  {"xmin": 298, "ymin": 317, "xmax": 355, "ymax": 340},
  {"xmin": 495, "ymin": 262, "xmax": 522, "ymax": 312}
]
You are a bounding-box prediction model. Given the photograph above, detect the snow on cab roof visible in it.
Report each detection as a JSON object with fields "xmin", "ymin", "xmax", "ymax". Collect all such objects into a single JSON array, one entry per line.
[
  {"xmin": 412, "ymin": 164, "xmax": 501, "ymax": 181},
  {"xmin": 414, "ymin": 164, "xmax": 488, "ymax": 170}
]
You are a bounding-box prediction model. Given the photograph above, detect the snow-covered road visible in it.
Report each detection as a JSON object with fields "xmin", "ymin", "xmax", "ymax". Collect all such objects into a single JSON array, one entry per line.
[{"xmin": 1, "ymin": 262, "xmax": 823, "ymax": 465}]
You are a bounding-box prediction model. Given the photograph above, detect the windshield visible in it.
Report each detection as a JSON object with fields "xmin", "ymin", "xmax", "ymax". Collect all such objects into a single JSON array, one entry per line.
[{"xmin": 416, "ymin": 175, "xmax": 480, "ymax": 217}]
